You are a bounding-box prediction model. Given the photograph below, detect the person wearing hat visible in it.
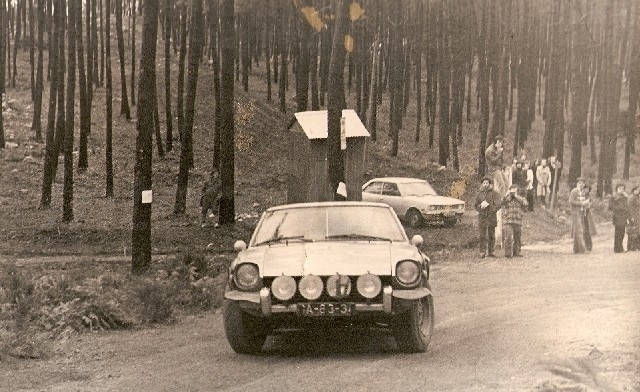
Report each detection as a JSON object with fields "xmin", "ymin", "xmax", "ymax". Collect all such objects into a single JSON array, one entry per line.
[
  {"xmin": 609, "ymin": 182, "xmax": 630, "ymax": 253},
  {"xmin": 568, "ymin": 177, "xmax": 589, "ymax": 253},
  {"xmin": 501, "ymin": 183, "xmax": 528, "ymax": 258},
  {"xmin": 485, "ymin": 135, "xmax": 506, "ymax": 194},
  {"xmin": 474, "ymin": 176, "xmax": 502, "ymax": 258}
]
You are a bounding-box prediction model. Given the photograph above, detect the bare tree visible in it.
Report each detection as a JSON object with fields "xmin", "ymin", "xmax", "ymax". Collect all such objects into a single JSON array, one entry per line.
[
  {"xmin": 132, "ymin": 0, "xmax": 159, "ymax": 275},
  {"xmin": 31, "ymin": 0, "xmax": 45, "ymax": 141},
  {"xmin": 327, "ymin": 0, "xmax": 349, "ymax": 199},
  {"xmin": 62, "ymin": 0, "xmax": 77, "ymax": 222},
  {"xmin": 105, "ymin": 0, "xmax": 114, "ymax": 197},
  {"xmin": 218, "ymin": 0, "xmax": 235, "ymax": 225},
  {"xmin": 174, "ymin": 0, "xmax": 204, "ymax": 215},
  {"xmin": 115, "ymin": 0, "xmax": 131, "ymax": 119}
]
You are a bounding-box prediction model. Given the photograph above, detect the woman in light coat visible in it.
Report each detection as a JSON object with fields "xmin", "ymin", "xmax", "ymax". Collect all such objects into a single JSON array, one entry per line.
[{"xmin": 536, "ymin": 159, "xmax": 551, "ymax": 206}]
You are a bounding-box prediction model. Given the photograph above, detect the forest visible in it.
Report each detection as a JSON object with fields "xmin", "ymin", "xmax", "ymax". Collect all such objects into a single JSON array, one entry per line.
[{"xmin": 0, "ymin": 0, "xmax": 639, "ymax": 273}]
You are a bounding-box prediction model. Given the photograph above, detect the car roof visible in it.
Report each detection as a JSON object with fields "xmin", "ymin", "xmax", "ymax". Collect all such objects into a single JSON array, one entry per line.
[
  {"xmin": 366, "ymin": 177, "xmax": 427, "ymax": 184},
  {"xmin": 265, "ymin": 201, "xmax": 391, "ymax": 212}
]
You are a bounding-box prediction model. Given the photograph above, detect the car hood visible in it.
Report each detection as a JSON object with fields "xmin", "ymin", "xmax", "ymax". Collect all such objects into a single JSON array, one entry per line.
[
  {"xmin": 403, "ymin": 195, "xmax": 464, "ymax": 207},
  {"xmin": 234, "ymin": 242, "xmax": 421, "ymax": 277}
]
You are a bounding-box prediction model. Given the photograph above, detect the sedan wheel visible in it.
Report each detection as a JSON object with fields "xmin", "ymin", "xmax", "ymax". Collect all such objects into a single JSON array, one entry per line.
[
  {"xmin": 222, "ymin": 300, "xmax": 269, "ymax": 354},
  {"xmin": 393, "ymin": 296, "xmax": 434, "ymax": 353},
  {"xmin": 405, "ymin": 209, "xmax": 423, "ymax": 228}
]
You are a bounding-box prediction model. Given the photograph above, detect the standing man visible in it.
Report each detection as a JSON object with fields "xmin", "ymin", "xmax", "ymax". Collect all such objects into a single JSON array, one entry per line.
[
  {"xmin": 474, "ymin": 176, "xmax": 502, "ymax": 258},
  {"xmin": 485, "ymin": 135, "xmax": 506, "ymax": 194},
  {"xmin": 501, "ymin": 184, "xmax": 528, "ymax": 258},
  {"xmin": 536, "ymin": 159, "xmax": 551, "ymax": 207},
  {"xmin": 609, "ymin": 183, "xmax": 630, "ymax": 253},
  {"xmin": 568, "ymin": 178, "xmax": 589, "ymax": 254}
]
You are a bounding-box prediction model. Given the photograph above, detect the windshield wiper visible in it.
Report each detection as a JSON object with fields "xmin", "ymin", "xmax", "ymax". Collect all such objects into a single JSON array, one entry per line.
[
  {"xmin": 325, "ymin": 234, "xmax": 393, "ymax": 242},
  {"xmin": 254, "ymin": 236, "xmax": 313, "ymax": 246}
]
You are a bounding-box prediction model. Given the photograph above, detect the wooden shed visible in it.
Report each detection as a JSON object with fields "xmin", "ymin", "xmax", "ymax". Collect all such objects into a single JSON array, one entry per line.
[{"xmin": 287, "ymin": 109, "xmax": 370, "ymax": 203}]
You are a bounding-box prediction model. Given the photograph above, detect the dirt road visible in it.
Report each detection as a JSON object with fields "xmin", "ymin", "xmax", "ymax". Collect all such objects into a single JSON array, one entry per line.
[{"xmin": 2, "ymin": 223, "xmax": 639, "ymax": 392}]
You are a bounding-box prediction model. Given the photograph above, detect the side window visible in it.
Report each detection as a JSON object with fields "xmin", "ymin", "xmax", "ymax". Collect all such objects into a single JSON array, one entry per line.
[
  {"xmin": 382, "ymin": 182, "xmax": 400, "ymax": 196},
  {"xmin": 363, "ymin": 182, "xmax": 383, "ymax": 194}
]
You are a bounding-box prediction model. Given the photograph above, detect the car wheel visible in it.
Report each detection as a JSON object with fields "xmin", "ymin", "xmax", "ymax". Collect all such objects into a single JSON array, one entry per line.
[
  {"xmin": 443, "ymin": 217, "xmax": 457, "ymax": 227},
  {"xmin": 393, "ymin": 296, "xmax": 434, "ymax": 353},
  {"xmin": 405, "ymin": 209, "xmax": 424, "ymax": 228},
  {"xmin": 222, "ymin": 300, "xmax": 269, "ymax": 354}
]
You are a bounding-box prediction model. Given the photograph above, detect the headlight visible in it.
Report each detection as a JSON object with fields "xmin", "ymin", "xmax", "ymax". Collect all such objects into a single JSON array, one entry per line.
[
  {"xmin": 298, "ymin": 275, "xmax": 323, "ymax": 300},
  {"xmin": 395, "ymin": 260, "xmax": 421, "ymax": 287},
  {"xmin": 271, "ymin": 276, "xmax": 297, "ymax": 301},
  {"xmin": 326, "ymin": 274, "xmax": 352, "ymax": 298},
  {"xmin": 356, "ymin": 274, "xmax": 382, "ymax": 299},
  {"xmin": 233, "ymin": 263, "xmax": 261, "ymax": 291}
]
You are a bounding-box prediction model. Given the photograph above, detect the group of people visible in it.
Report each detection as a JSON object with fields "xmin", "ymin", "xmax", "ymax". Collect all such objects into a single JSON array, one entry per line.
[
  {"xmin": 570, "ymin": 180, "xmax": 640, "ymax": 253},
  {"xmin": 475, "ymin": 176, "xmax": 528, "ymax": 258},
  {"xmin": 485, "ymin": 135, "xmax": 562, "ymax": 213}
]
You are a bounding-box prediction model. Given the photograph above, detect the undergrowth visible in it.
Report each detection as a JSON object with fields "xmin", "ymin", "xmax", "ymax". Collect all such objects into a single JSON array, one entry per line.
[{"xmin": 0, "ymin": 253, "xmax": 229, "ymax": 359}]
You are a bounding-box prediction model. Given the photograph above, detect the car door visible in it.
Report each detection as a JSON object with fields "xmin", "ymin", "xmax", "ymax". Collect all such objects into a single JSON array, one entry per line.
[
  {"xmin": 380, "ymin": 182, "xmax": 404, "ymax": 217},
  {"xmin": 362, "ymin": 181, "xmax": 384, "ymax": 202}
]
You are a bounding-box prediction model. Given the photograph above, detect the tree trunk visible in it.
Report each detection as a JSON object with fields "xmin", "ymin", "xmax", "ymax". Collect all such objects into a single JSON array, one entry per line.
[
  {"xmin": 132, "ymin": 0, "xmax": 159, "ymax": 275},
  {"xmin": 105, "ymin": 0, "xmax": 114, "ymax": 197},
  {"xmin": 31, "ymin": 0, "xmax": 45, "ymax": 141},
  {"xmin": 176, "ymin": 3, "xmax": 187, "ymax": 139},
  {"xmin": 115, "ymin": 0, "xmax": 130, "ymax": 118},
  {"xmin": 62, "ymin": 0, "xmax": 77, "ymax": 222},
  {"xmin": 326, "ymin": 0, "xmax": 348, "ymax": 199},
  {"xmin": 130, "ymin": 0, "xmax": 135, "ymax": 106},
  {"xmin": 295, "ymin": 0, "xmax": 311, "ymax": 112},
  {"xmin": 0, "ymin": 0, "xmax": 5, "ymax": 150},
  {"xmin": 77, "ymin": 0, "xmax": 90, "ymax": 171},
  {"xmin": 164, "ymin": 0, "xmax": 172, "ymax": 152},
  {"xmin": 174, "ymin": 0, "xmax": 204, "ymax": 215},
  {"xmin": 40, "ymin": 0, "xmax": 60, "ymax": 208},
  {"xmin": 218, "ymin": 0, "xmax": 235, "ymax": 225}
]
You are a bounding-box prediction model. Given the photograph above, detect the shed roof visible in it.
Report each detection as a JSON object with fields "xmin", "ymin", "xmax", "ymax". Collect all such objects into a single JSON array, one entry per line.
[{"xmin": 293, "ymin": 109, "xmax": 370, "ymax": 139}]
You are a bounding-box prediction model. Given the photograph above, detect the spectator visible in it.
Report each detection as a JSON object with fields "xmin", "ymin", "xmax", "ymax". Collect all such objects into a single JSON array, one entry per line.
[
  {"xmin": 568, "ymin": 178, "xmax": 589, "ymax": 254},
  {"xmin": 548, "ymin": 155, "xmax": 562, "ymax": 197},
  {"xmin": 485, "ymin": 135, "xmax": 506, "ymax": 194},
  {"xmin": 609, "ymin": 183, "xmax": 630, "ymax": 253},
  {"xmin": 628, "ymin": 186, "xmax": 640, "ymax": 251},
  {"xmin": 536, "ymin": 159, "xmax": 551, "ymax": 207},
  {"xmin": 200, "ymin": 170, "xmax": 221, "ymax": 227},
  {"xmin": 501, "ymin": 184, "xmax": 528, "ymax": 258},
  {"xmin": 474, "ymin": 176, "xmax": 502, "ymax": 258},
  {"xmin": 524, "ymin": 162, "xmax": 535, "ymax": 211},
  {"xmin": 582, "ymin": 184, "xmax": 597, "ymax": 252},
  {"xmin": 512, "ymin": 161, "xmax": 527, "ymax": 194}
]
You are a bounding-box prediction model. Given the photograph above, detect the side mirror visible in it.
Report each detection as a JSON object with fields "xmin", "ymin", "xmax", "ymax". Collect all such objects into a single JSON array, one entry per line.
[
  {"xmin": 233, "ymin": 240, "xmax": 247, "ymax": 252},
  {"xmin": 410, "ymin": 235, "xmax": 424, "ymax": 247}
]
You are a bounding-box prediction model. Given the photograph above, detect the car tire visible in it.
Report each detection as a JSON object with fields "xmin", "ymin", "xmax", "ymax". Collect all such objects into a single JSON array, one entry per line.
[
  {"xmin": 405, "ymin": 209, "xmax": 424, "ymax": 228},
  {"xmin": 222, "ymin": 300, "xmax": 269, "ymax": 354},
  {"xmin": 443, "ymin": 217, "xmax": 457, "ymax": 227},
  {"xmin": 393, "ymin": 295, "xmax": 434, "ymax": 353}
]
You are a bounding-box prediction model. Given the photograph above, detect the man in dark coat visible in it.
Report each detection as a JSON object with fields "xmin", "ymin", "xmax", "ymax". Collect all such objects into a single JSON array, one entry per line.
[
  {"xmin": 474, "ymin": 176, "xmax": 502, "ymax": 258},
  {"xmin": 609, "ymin": 183, "xmax": 630, "ymax": 253}
]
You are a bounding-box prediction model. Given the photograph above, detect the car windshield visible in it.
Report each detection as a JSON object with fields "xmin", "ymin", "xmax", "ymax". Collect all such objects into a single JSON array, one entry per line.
[
  {"xmin": 397, "ymin": 182, "xmax": 438, "ymax": 197},
  {"xmin": 252, "ymin": 205, "xmax": 407, "ymax": 246}
]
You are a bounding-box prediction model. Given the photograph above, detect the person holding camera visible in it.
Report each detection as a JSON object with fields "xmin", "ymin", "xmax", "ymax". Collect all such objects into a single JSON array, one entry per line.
[{"xmin": 501, "ymin": 184, "xmax": 528, "ymax": 258}]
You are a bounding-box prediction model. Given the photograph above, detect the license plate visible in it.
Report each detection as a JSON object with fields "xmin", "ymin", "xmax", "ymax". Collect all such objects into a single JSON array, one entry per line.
[{"xmin": 297, "ymin": 302, "xmax": 355, "ymax": 316}]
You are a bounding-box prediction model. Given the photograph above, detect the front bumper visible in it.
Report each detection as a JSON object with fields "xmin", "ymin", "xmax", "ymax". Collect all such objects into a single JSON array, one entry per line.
[
  {"xmin": 422, "ymin": 211, "xmax": 463, "ymax": 222},
  {"xmin": 224, "ymin": 285, "xmax": 432, "ymax": 316}
]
